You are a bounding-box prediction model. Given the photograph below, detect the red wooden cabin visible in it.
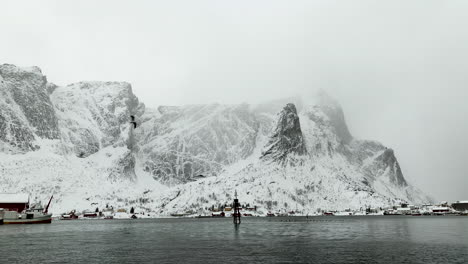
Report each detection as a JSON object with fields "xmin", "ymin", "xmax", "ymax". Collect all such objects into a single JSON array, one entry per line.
[{"xmin": 0, "ymin": 193, "xmax": 29, "ymax": 212}]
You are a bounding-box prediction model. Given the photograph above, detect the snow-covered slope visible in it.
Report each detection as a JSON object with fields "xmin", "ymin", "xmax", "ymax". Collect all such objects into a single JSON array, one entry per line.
[
  {"xmin": 136, "ymin": 103, "xmax": 261, "ymax": 184},
  {"xmin": 0, "ymin": 64, "xmax": 59, "ymax": 152},
  {"xmin": 0, "ymin": 64, "xmax": 431, "ymax": 215},
  {"xmin": 51, "ymin": 81, "xmax": 144, "ymax": 158}
]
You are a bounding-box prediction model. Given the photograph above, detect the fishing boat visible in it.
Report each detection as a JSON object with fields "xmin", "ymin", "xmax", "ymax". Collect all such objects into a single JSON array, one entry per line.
[
  {"xmin": 1, "ymin": 194, "xmax": 53, "ymax": 224},
  {"xmin": 60, "ymin": 210, "xmax": 79, "ymax": 220},
  {"xmin": 211, "ymin": 211, "xmax": 225, "ymax": 217},
  {"xmin": 82, "ymin": 211, "xmax": 98, "ymax": 218}
]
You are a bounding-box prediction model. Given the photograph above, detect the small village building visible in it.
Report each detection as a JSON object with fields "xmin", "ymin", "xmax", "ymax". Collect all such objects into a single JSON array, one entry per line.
[
  {"xmin": 0, "ymin": 193, "xmax": 29, "ymax": 212},
  {"xmin": 396, "ymin": 207, "xmax": 411, "ymax": 215}
]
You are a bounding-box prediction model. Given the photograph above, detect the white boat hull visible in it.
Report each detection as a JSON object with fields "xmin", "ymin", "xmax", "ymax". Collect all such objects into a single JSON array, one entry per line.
[{"xmin": 3, "ymin": 210, "xmax": 52, "ymax": 224}]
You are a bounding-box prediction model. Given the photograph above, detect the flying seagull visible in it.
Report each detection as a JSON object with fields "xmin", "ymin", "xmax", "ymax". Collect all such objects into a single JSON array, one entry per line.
[{"xmin": 130, "ymin": 115, "xmax": 137, "ymax": 129}]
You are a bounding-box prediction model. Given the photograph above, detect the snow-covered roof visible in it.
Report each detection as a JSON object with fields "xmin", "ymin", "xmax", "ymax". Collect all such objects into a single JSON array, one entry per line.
[{"xmin": 0, "ymin": 193, "xmax": 29, "ymax": 203}]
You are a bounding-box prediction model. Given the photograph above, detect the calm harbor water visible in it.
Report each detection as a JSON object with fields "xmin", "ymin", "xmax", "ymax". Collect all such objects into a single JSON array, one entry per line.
[{"xmin": 1, "ymin": 216, "xmax": 467, "ymax": 263}]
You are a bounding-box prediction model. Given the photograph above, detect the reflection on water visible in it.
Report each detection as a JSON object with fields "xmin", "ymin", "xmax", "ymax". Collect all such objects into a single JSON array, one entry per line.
[{"xmin": 1, "ymin": 216, "xmax": 467, "ymax": 263}]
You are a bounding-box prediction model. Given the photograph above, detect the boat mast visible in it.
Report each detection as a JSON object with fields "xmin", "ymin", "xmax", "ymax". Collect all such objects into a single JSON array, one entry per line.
[{"xmin": 44, "ymin": 195, "xmax": 54, "ymax": 214}]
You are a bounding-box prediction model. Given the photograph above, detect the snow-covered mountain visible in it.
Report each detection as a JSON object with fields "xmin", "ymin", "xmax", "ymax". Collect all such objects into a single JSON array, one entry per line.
[{"xmin": 0, "ymin": 64, "xmax": 431, "ymax": 214}]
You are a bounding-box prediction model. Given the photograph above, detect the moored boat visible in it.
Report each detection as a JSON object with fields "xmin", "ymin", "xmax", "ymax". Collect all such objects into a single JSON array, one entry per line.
[
  {"xmin": 3, "ymin": 209, "xmax": 52, "ymax": 224},
  {"xmin": 211, "ymin": 211, "xmax": 225, "ymax": 217},
  {"xmin": 82, "ymin": 212, "xmax": 98, "ymax": 218},
  {"xmin": 1, "ymin": 194, "xmax": 53, "ymax": 224},
  {"xmin": 60, "ymin": 210, "xmax": 79, "ymax": 220}
]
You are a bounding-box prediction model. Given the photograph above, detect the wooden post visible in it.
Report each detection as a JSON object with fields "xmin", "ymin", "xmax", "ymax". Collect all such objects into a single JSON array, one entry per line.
[{"xmin": 233, "ymin": 191, "xmax": 241, "ymax": 225}]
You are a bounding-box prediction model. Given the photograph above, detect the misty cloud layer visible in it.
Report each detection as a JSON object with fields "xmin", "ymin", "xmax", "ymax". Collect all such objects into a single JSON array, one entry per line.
[{"xmin": 1, "ymin": 0, "xmax": 467, "ymax": 201}]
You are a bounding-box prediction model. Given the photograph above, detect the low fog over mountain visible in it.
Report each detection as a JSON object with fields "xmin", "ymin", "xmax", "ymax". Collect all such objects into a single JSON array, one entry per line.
[{"xmin": 0, "ymin": 64, "xmax": 431, "ymax": 214}]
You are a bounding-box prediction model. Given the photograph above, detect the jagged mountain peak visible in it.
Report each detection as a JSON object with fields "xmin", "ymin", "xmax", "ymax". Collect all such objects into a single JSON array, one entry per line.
[
  {"xmin": 254, "ymin": 96, "xmax": 304, "ymax": 114},
  {"xmin": 374, "ymin": 148, "xmax": 407, "ymax": 186},
  {"xmin": 255, "ymin": 91, "xmax": 352, "ymax": 145},
  {"xmin": 262, "ymin": 103, "xmax": 307, "ymax": 165},
  {"xmin": 0, "ymin": 64, "xmax": 43, "ymax": 77}
]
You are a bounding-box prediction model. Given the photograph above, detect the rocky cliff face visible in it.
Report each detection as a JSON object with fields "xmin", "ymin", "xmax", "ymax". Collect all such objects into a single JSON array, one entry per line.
[
  {"xmin": 51, "ymin": 81, "xmax": 144, "ymax": 158},
  {"xmin": 262, "ymin": 103, "xmax": 307, "ymax": 165},
  {"xmin": 0, "ymin": 64, "xmax": 59, "ymax": 152},
  {"xmin": 136, "ymin": 103, "xmax": 261, "ymax": 184},
  {"xmin": 0, "ymin": 64, "xmax": 431, "ymax": 214},
  {"xmin": 364, "ymin": 148, "xmax": 407, "ymax": 187}
]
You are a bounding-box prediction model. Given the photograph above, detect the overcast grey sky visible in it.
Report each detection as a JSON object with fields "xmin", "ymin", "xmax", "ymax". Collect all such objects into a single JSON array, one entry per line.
[{"xmin": 1, "ymin": 0, "xmax": 467, "ymax": 201}]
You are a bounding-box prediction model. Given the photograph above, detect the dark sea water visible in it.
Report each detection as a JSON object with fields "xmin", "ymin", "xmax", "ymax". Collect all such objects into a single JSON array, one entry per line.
[{"xmin": 1, "ymin": 216, "xmax": 467, "ymax": 263}]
